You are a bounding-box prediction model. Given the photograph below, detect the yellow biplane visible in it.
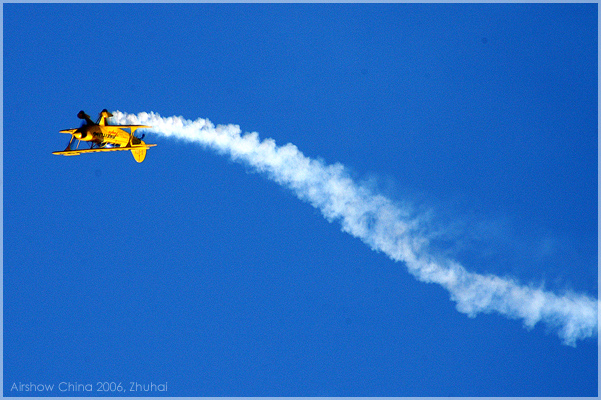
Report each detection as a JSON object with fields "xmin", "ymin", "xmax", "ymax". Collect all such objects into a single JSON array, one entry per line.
[{"xmin": 53, "ymin": 109, "xmax": 156, "ymax": 163}]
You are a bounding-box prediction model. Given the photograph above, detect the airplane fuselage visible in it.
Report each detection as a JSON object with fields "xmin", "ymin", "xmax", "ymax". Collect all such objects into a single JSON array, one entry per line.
[{"xmin": 73, "ymin": 125, "xmax": 132, "ymax": 147}]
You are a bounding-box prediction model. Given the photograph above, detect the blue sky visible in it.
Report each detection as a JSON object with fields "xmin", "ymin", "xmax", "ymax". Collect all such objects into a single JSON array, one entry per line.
[{"xmin": 4, "ymin": 3, "xmax": 597, "ymax": 397}]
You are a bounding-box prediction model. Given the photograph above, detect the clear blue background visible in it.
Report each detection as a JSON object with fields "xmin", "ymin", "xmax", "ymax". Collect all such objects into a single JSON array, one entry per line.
[{"xmin": 4, "ymin": 3, "xmax": 597, "ymax": 396}]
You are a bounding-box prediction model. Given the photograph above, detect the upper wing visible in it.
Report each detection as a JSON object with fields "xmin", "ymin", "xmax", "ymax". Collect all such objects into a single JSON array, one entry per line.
[{"xmin": 53, "ymin": 143, "xmax": 156, "ymax": 156}]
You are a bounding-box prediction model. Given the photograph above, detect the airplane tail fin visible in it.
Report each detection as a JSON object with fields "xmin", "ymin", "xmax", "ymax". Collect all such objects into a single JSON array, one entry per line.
[{"xmin": 131, "ymin": 141, "xmax": 148, "ymax": 163}]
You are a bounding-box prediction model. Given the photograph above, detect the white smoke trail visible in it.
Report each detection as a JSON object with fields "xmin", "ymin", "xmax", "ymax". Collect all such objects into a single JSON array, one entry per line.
[{"xmin": 113, "ymin": 111, "xmax": 598, "ymax": 346}]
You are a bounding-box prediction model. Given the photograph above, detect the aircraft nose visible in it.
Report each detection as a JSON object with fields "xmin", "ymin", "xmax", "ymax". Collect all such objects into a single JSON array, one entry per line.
[{"xmin": 72, "ymin": 128, "xmax": 87, "ymax": 140}]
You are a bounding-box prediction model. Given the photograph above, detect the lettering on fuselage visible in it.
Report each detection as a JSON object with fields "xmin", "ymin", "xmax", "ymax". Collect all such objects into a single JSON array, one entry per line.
[
  {"xmin": 89, "ymin": 128, "xmax": 125, "ymax": 142},
  {"xmin": 100, "ymin": 130, "xmax": 119, "ymax": 140}
]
